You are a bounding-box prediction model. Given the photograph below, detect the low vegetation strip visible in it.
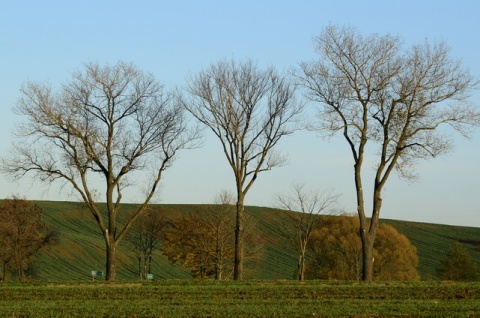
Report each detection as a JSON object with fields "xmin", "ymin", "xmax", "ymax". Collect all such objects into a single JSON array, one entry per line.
[
  {"xmin": 25, "ymin": 201, "xmax": 480, "ymax": 282},
  {"xmin": 0, "ymin": 281, "xmax": 479, "ymax": 317}
]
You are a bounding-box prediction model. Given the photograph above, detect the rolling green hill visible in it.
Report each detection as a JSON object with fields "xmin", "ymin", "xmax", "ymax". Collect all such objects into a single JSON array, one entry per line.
[{"xmin": 8, "ymin": 201, "xmax": 480, "ymax": 281}]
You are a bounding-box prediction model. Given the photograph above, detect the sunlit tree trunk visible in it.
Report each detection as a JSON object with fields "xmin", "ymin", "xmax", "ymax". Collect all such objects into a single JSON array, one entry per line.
[
  {"xmin": 298, "ymin": 253, "xmax": 305, "ymax": 281},
  {"xmin": 234, "ymin": 194, "xmax": 245, "ymax": 280},
  {"xmin": 105, "ymin": 233, "xmax": 117, "ymax": 282},
  {"xmin": 359, "ymin": 228, "xmax": 374, "ymax": 281}
]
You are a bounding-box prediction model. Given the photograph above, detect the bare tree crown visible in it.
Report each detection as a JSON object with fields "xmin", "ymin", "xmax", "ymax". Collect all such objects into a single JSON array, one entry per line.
[
  {"xmin": 183, "ymin": 60, "xmax": 302, "ymax": 192},
  {"xmin": 4, "ymin": 62, "xmax": 194, "ymax": 199},
  {"xmin": 299, "ymin": 26, "xmax": 479, "ymax": 180}
]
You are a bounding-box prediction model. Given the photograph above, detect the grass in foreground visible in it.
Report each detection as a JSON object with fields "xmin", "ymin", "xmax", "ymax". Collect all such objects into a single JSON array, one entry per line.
[{"xmin": 0, "ymin": 280, "xmax": 479, "ymax": 317}]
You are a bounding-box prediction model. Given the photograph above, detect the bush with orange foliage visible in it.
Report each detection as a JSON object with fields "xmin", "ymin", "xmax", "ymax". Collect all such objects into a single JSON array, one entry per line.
[{"xmin": 307, "ymin": 215, "xmax": 419, "ymax": 281}]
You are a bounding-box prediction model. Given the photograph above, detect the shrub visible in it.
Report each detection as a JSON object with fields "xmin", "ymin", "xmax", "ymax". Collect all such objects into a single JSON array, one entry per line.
[
  {"xmin": 307, "ymin": 215, "xmax": 419, "ymax": 281},
  {"xmin": 436, "ymin": 241, "xmax": 478, "ymax": 281}
]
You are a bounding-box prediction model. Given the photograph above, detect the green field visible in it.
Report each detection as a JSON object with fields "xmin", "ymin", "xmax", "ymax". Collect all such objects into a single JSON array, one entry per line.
[
  {"xmin": 0, "ymin": 281, "xmax": 479, "ymax": 317},
  {"xmin": 6, "ymin": 201, "xmax": 480, "ymax": 281}
]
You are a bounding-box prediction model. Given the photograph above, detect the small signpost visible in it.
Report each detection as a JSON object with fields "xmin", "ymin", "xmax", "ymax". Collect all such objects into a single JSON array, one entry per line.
[
  {"xmin": 146, "ymin": 273, "xmax": 154, "ymax": 280},
  {"xmin": 91, "ymin": 271, "xmax": 103, "ymax": 281}
]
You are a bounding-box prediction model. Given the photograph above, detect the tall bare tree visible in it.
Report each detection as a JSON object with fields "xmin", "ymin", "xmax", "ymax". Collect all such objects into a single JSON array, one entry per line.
[
  {"xmin": 297, "ymin": 26, "xmax": 479, "ymax": 281},
  {"xmin": 1, "ymin": 62, "xmax": 198, "ymax": 281},
  {"xmin": 276, "ymin": 184, "xmax": 339, "ymax": 281},
  {"xmin": 182, "ymin": 60, "xmax": 302, "ymax": 280}
]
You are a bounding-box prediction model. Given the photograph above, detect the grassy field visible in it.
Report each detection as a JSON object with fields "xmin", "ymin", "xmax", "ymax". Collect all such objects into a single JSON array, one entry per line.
[
  {"xmin": 0, "ymin": 280, "xmax": 479, "ymax": 317},
  {"xmin": 6, "ymin": 201, "xmax": 480, "ymax": 281}
]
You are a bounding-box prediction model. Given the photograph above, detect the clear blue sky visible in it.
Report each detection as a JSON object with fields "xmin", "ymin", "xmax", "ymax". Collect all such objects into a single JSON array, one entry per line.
[{"xmin": 1, "ymin": 1, "xmax": 479, "ymax": 227}]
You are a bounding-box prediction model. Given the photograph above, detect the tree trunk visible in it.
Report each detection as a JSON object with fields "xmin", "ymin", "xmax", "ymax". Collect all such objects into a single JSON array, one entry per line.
[
  {"xmin": 137, "ymin": 256, "xmax": 142, "ymax": 280},
  {"xmin": 18, "ymin": 264, "xmax": 23, "ymax": 282},
  {"xmin": 359, "ymin": 188, "xmax": 382, "ymax": 281},
  {"xmin": 298, "ymin": 246, "xmax": 305, "ymax": 281},
  {"xmin": 147, "ymin": 253, "xmax": 152, "ymax": 275},
  {"xmin": 1, "ymin": 261, "xmax": 6, "ymax": 282},
  {"xmin": 105, "ymin": 234, "xmax": 116, "ymax": 281},
  {"xmin": 298, "ymin": 240, "xmax": 308, "ymax": 281},
  {"xmin": 360, "ymin": 230, "xmax": 374, "ymax": 281},
  {"xmin": 217, "ymin": 261, "xmax": 223, "ymax": 281},
  {"xmin": 298, "ymin": 253, "xmax": 305, "ymax": 281},
  {"xmin": 233, "ymin": 195, "xmax": 245, "ymax": 280},
  {"xmin": 353, "ymin": 160, "xmax": 373, "ymax": 281},
  {"xmin": 215, "ymin": 238, "xmax": 222, "ymax": 280}
]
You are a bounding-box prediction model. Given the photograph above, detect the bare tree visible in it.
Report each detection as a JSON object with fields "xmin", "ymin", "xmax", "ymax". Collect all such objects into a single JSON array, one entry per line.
[
  {"xmin": 0, "ymin": 196, "xmax": 56, "ymax": 281},
  {"xmin": 127, "ymin": 208, "xmax": 167, "ymax": 280},
  {"xmin": 1, "ymin": 62, "xmax": 198, "ymax": 281},
  {"xmin": 182, "ymin": 60, "xmax": 302, "ymax": 280},
  {"xmin": 276, "ymin": 184, "xmax": 339, "ymax": 281},
  {"xmin": 204, "ymin": 190, "xmax": 236, "ymax": 280},
  {"xmin": 297, "ymin": 26, "xmax": 479, "ymax": 281},
  {"xmin": 162, "ymin": 191, "xmax": 236, "ymax": 280},
  {"xmin": 161, "ymin": 204, "xmax": 235, "ymax": 280}
]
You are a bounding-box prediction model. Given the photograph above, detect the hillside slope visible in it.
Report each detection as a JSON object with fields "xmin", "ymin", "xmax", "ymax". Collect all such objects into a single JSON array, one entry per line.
[
  {"xmin": 383, "ymin": 218, "xmax": 480, "ymax": 280},
  {"xmin": 14, "ymin": 201, "xmax": 480, "ymax": 281}
]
